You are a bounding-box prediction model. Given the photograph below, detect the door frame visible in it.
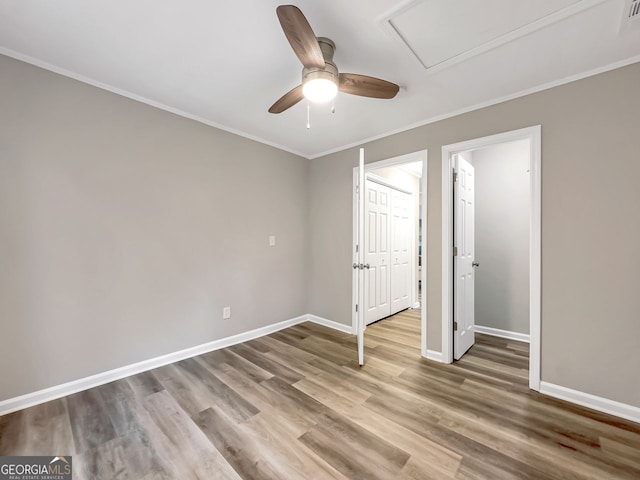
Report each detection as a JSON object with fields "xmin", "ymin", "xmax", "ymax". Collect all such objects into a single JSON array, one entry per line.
[
  {"xmin": 352, "ymin": 149, "xmax": 428, "ymax": 357},
  {"xmin": 441, "ymin": 126, "xmax": 541, "ymax": 391}
]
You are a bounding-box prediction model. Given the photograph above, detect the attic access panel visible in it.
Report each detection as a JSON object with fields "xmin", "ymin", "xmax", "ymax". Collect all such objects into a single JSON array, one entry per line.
[{"xmin": 384, "ymin": 0, "xmax": 588, "ymax": 70}]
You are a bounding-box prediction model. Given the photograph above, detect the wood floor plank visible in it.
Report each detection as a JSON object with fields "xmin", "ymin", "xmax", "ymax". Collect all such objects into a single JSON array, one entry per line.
[
  {"xmin": 144, "ymin": 391, "xmax": 241, "ymax": 480},
  {"xmin": 126, "ymin": 371, "xmax": 164, "ymax": 399},
  {"xmin": 194, "ymin": 406, "xmax": 283, "ymax": 480},
  {"xmin": 2, "ymin": 313, "xmax": 640, "ymax": 480},
  {"xmin": 345, "ymin": 404, "xmax": 462, "ymax": 479},
  {"xmin": 299, "ymin": 416, "xmax": 411, "ymax": 480},
  {"xmin": 0, "ymin": 399, "xmax": 75, "ymax": 456},
  {"xmin": 176, "ymin": 357, "xmax": 259, "ymax": 422},
  {"xmin": 244, "ymin": 411, "xmax": 350, "ymax": 480},
  {"xmin": 600, "ymin": 436, "xmax": 640, "ymax": 469},
  {"xmin": 74, "ymin": 435, "xmax": 130, "ymax": 480},
  {"xmin": 200, "ymin": 348, "xmax": 274, "ymax": 383},
  {"xmin": 205, "ymin": 361, "xmax": 316, "ymax": 436},
  {"xmin": 66, "ymin": 389, "xmax": 118, "ymax": 454},
  {"xmin": 293, "ymin": 375, "xmax": 368, "ymax": 413},
  {"xmin": 228, "ymin": 343, "xmax": 303, "ymax": 384},
  {"xmin": 153, "ymin": 363, "xmax": 213, "ymax": 417}
]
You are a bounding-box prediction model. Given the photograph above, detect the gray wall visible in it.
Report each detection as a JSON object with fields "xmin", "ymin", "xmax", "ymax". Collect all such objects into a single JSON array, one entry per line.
[
  {"xmin": 3, "ymin": 52, "xmax": 640, "ymax": 410},
  {"xmin": 473, "ymin": 141, "xmax": 530, "ymax": 334},
  {"xmin": 309, "ymin": 62, "xmax": 640, "ymax": 407},
  {"xmin": 0, "ymin": 55, "xmax": 309, "ymax": 401}
]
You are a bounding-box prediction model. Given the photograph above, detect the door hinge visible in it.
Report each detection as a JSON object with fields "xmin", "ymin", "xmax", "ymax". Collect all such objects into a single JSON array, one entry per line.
[
  {"xmin": 355, "ymin": 304, "xmax": 358, "ymax": 312},
  {"xmin": 356, "ymin": 185, "xmax": 360, "ymax": 194},
  {"xmin": 453, "ymin": 171, "xmax": 458, "ymax": 183},
  {"xmin": 453, "ymin": 246, "xmax": 458, "ymax": 257},
  {"xmin": 356, "ymin": 244, "xmax": 359, "ymax": 253},
  {"xmin": 454, "ymin": 321, "xmax": 458, "ymax": 331}
]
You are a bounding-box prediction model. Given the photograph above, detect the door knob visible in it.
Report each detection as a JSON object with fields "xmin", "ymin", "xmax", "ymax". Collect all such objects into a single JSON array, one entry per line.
[
  {"xmin": 364, "ymin": 264, "xmax": 370, "ymax": 269},
  {"xmin": 472, "ymin": 261, "xmax": 480, "ymax": 267}
]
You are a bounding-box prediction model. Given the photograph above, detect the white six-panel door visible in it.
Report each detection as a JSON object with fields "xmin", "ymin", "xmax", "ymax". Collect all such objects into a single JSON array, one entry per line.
[
  {"xmin": 364, "ymin": 180, "xmax": 391, "ymax": 325},
  {"xmin": 356, "ymin": 149, "xmax": 365, "ymax": 365},
  {"xmin": 454, "ymin": 155, "xmax": 476, "ymax": 359},
  {"xmin": 391, "ymin": 188, "xmax": 412, "ymax": 313},
  {"xmin": 365, "ymin": 179, "xmax": 413, "ymax": 325}
]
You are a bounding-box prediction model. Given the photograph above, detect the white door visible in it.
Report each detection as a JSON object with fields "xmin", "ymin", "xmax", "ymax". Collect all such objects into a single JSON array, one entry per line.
[
  {"xmin": 356, "ymin": 149, "xmax": 365, "ymax": 365},
  {"xmin": 364, "ymin": 180, "xmax": 391, "ymax": 325},
  {"xmin": 391, "ymin": 189, "xmax": 412, "ymax": 314},
  {"xmin": 454, "ymin": 155, "xmax": 476, "ymax": 360}
]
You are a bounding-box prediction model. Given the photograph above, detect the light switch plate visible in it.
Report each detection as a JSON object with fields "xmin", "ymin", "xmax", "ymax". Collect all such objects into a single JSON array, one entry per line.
[
  {"xmin": 269, "ymin": 235, "xmax": 276, "ymax": 246},
  {"xmin": 223, "ymin": 306, "xmax": 231, "ymax": 319}
]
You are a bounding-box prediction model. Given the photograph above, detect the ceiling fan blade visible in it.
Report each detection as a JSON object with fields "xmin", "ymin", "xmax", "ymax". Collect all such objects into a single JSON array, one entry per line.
[
  {"xmin": 269, "ymin": 85, "xmax": 304, "ymax": 114},
  {"xmin": 277, "ymin": 5, "xmax": 325, "ymax": 69},
  {"xmin": 339, "ymin": 73, "xmax": 399, "ymax": 99}
]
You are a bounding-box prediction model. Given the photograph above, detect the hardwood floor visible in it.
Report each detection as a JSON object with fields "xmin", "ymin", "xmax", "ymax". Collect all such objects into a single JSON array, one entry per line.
[{"xmin": 2, "ymin": 309, "xmax": 640, "ymax": 479}]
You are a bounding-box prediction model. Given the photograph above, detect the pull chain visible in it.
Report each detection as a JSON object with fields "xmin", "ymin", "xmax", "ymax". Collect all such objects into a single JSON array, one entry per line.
[{"xmin": 306, "ymin": 99, "xmax": 336, "ymax": 129}]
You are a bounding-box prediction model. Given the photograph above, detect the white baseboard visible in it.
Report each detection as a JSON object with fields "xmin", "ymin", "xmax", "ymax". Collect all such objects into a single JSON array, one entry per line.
[
  {"xmin": 0, "ymin": 315, "xmax": 308, "ymax": 417},
  {"xmin": 540, "ymin": 381, "xmax": 640, "ymax": 424},
  {"xmin": 475, "ymin": 325, "xmax": 530, "ymax": 343},
  {"xmin": 306, "ymin": 314, "xmax": 355, "ymax": 335},
  {"xmin": 426, "ymin": 349, "xmax": 445, "ymax": 363}
]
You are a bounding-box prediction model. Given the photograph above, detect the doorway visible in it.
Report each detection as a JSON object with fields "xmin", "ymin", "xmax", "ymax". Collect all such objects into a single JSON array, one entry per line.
[
  {"xmin": 363, "ymin": 170, "xmax": 416, "ymax": 325},
  {"xmin": 441, "ymin": 126, "xmax": 541, "ymax": 390},
  {"xmin": 352, "ymin": 150, "xmax": 428, "ymax": 361}
]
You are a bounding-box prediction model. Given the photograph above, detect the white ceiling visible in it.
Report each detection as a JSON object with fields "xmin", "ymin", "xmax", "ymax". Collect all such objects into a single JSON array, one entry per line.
[
  {"xmin": 387, "ymin": 0, "xmax": 582, "ymax": 68},
  {"xmin": 1, "ymin": 0, "xmax": 639, "ymax": 159}
]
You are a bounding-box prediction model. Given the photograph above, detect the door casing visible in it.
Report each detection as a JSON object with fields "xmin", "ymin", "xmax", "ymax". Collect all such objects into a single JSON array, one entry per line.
[{"xmin": 441, "ymin": 126, "xmax": 541, "ymax": 391}]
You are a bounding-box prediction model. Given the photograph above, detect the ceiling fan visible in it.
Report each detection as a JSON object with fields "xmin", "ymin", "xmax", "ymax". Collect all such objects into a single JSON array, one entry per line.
[{"xmin": 269, "ymin": 5, "xmax": 400, "ymax": 114}]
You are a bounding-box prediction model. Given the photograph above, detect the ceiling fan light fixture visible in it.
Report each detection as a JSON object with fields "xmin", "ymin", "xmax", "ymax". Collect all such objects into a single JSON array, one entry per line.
[
  {"xmin": 302, "ymin": 70, "xmax": 338, "ymax": 103},
  {"xmin": 268, "ymin": 6, "xmax": 399, "ymax": 113}
]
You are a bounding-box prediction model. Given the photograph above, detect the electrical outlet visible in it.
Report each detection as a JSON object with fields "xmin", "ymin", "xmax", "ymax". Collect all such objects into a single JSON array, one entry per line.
[{"xmin": 222, "ymin": 306, "xmax": 231, "ymax": 319}]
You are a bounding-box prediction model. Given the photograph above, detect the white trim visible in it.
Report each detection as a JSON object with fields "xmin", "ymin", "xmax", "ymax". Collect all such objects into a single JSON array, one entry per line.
[
  {"xmin": 420, "ymin": 153, "xmax": 428, "ymax": 359},
  {"xmin": 528, "ymin": 127, "xmax": 542, "ymax": 391},
  {"xmin": 0, "ymin": 315, "xmax": 308, "ymax": 417},
  {"xmin": 540, "ymin": 382, "xmax": 640, "ymax": 424},
  {"xmin": 0, "ymin": 48, "xmax": 307, "ymax": 159},
  {"xmin": 441, "ymin": 126, "xmax": 542, "ymax": 392},
  {"xmin": 352, "ymin": 149, "xmax": 428, "ymax": 359},
  {"xmin": 474, "ymin": 325, "xmax": 530, "ymax": 343},
  {"xmin": 377, "ymin": 0, "xmax": 608, "ymax": 74},
  {"xmin": 426, "ymin": 350, "xmax": 445, "ymax": 363},
  {"xmin": 308, "ymin": 55, "xmax": 640, "ymax": 160},
  {"xmin": 307, "ymin": 314, "xmax": 355, "ymax": 335},
  {"xmin": 364, "ymin": 150, "xmax": 428, "ymax": 170},
  {"xmin": 366, "ymin": 173, "xmax": 414, "ymax": 195}
]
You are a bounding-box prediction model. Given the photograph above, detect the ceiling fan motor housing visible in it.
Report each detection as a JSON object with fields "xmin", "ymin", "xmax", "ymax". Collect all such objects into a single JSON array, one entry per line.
[{"xmin": 302, "ymin": 37, "xmax": 338, "ymax": 86}]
